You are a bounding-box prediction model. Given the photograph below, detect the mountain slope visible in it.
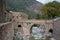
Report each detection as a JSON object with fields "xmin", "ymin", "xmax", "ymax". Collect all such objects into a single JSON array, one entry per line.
[
  {"xmin": 26, "ymin": 1, "xmax": 42, "ymax": 13},
  {"xmin": 5, "ymin": 0, "xmax": 43, "ymax": 18}
]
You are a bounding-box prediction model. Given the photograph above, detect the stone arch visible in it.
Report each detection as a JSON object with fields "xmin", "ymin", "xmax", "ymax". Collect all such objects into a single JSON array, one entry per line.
[{"xmin": 30, "ymin": 24, "xmax": 40, "ymax": 34}]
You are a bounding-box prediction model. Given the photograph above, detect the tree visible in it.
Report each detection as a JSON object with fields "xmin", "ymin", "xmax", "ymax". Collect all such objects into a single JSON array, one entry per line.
[
  {"xmin": 28, "ymin": 15, "xmax": 34, "ymax": 19},
  {"xmin": 41, "ymin": 1, "xmax": 60, "ymax": 19},
  {"xmin": 0, "ymin": 0, "xmax": 6, "ymax": 23},
  {"xmin": 36, "ymin": 14, "xmax": 40, "ymax": 19}
]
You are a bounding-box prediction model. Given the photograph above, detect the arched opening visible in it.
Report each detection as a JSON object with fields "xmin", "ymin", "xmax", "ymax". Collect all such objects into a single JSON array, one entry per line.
[
  {"xmin": 49, "ymin": 29, "xmax": 53, "ymax": 34},
  {"xmin": 30, "ymin": 24, "xmax": 40, "ymax": 33},
  {"xmin": 15, "ymin": 25, "xmax": 23, "ymax": 40},
  {"xmin": 30, "ymin": 24, "xmax": 46, "ymax": 39},
  {"xmin": 18, "ymin": 25, "xmax": 22, "ymax": 27}
]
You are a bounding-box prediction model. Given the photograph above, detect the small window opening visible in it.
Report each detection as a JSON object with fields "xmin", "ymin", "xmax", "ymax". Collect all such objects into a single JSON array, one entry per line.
[{"xmin": 18, "ymin": 25, "xmax": 21, "ymax": 27}]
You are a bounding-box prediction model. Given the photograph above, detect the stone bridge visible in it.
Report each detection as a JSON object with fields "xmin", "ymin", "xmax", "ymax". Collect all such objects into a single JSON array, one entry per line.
[
  {"xmin": 13, "ymin": 18, "xmax": 60, "ymax": 40},
  {"xmin": 0, "ymin": 0, "xmax": 60, "ymax": 40},
  {"xmin": 0, "ymin": 18, "xmax": 60, "ymax": 40},
  {"xmin": 16, "ymin": 20, "xmax": 54, "ymax": 32}
]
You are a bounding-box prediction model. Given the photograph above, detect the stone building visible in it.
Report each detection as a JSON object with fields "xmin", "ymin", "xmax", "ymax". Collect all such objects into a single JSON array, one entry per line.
[
  {"xmin": 8, "ymin": 11, "xmax": 28, "ymax": 30},
  {"xmin": 9, "ymin": 11, "xmax": 28, "ymax": 21},
  {"xmin": 7, "ymin": 11, "xmax": 29, "ymax": 40}
]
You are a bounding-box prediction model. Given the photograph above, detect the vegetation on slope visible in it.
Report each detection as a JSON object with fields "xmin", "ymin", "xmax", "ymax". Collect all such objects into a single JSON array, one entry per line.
[
  {"xmin": 5, "ymin": 0, "xmax": 42, "ymax": 19},
  {"xmin": 41, "ymin": 1, "xmax": 60, "ymax": 19}
]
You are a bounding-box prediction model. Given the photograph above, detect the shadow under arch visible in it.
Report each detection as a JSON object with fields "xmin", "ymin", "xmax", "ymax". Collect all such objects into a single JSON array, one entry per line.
[{"xmin": 48, "ymin": 29, "xmax": 53, "ymax": 34}]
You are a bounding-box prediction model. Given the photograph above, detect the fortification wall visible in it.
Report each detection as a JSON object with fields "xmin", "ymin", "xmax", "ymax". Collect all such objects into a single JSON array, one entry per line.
[{"xmin": 0, "ymin": 22, "xmax": 14, "ymax": 40}]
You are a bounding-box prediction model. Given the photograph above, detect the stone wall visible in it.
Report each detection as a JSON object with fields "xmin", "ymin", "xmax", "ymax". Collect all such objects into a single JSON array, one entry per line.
[
  {"xmin": 0, "ymin": 22, "xmax": 14, "ymax": 40},
  {"xmin": 53, "ymin": 18, "xmax": 60, "ymax": 40},
  {"xmin": 10, "ymin": 12, "xmax": 28, "ymax": 21}
]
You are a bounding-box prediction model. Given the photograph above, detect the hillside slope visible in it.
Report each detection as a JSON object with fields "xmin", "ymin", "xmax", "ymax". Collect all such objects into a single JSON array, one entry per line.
[{"xmin": 6, "ymin": 0, "xmax": 42, "ymax": 18}]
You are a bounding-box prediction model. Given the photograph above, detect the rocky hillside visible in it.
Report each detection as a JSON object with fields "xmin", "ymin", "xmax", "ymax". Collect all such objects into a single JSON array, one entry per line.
[
  {"xmin": 5, "ymin": 0, "xmax": 42, "ymax": 18},
  {"xmin": 26, "ymin": 1, "xmax": 42, "ymax": 14}
]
